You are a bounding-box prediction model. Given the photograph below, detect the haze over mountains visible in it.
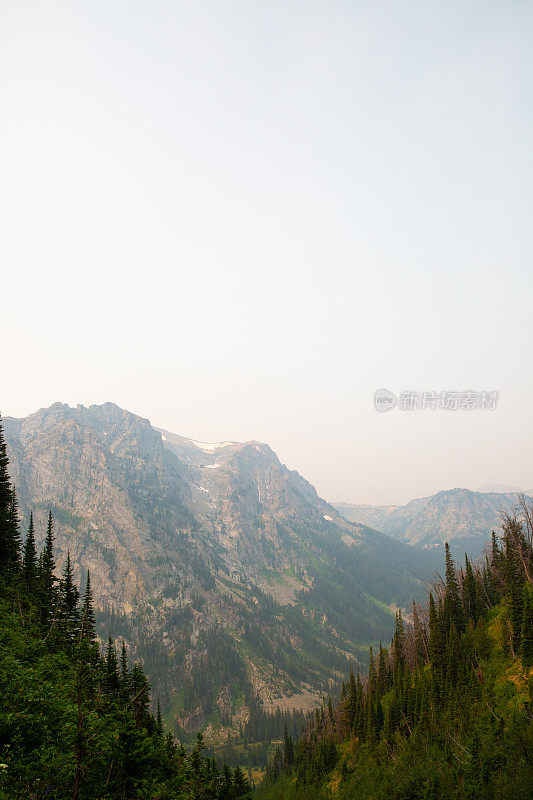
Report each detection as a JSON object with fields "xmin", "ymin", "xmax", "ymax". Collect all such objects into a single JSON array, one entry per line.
[
  {"xmin": 334, "ymin": 488, "xmax": 528, "ymax": 555},
  {"xmin": 3, "ymin": 402, "xmax": 435, "ymax": 741}
]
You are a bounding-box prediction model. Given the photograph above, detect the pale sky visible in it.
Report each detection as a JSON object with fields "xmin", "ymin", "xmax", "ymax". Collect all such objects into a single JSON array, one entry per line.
[{"xmin": 1, "ymin": 1, "xmax": 532, "ymax": 505}]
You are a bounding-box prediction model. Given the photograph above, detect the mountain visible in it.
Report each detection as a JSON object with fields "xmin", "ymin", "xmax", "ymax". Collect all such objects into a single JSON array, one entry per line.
[
  {"xmin": 334, "ymin": 488, "xmax": 527, "ymax": 555},
  {"xmin": 3, "ymin": 402, "xmax": 435, "ymax": 751}
]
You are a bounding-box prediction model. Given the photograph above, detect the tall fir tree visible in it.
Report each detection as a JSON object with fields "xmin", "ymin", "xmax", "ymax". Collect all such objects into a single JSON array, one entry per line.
[
  {"xmin": 23, "ymin": 512, "xmax": 38, "ymax": 590},
  {"xmin": 120, "ymin": 639, "xmax": 130, "ymax": 699},
  {"xmin": 0, "ymin": 416, "xmax": 21, "ymax": 574},
  {"xmin": 233, "ymin": 765, "xmax": 252, "ymax": 798},
  {"xmin": 444, "ymin": 542, "xmax": 464, "ymax": 632},
  {"xmin": 6, "ymin": 488, "xmax": 22, "ymax": 573},
  {"xmin": 105, "ymin": 635, "xmax": 121, "ymax": 693},
  {"xmin": 130, "ymin": 661, "xmax": 150, "ymax": 725},
  {"xmin": 503, "ymin": 523, "xmax": 523, "ymax": 654},
  {"xmin": 156, "ymin": 698, "xmax": 164, "ymax": 737},
  {"xmin": 463, "ymin": 553, "xmax": 478, "ymax": 623},
  {"xmin": 59, "ymin": 551, "xmax": 80, "ymax": 635},
  {"xmin": 392, "ymin": 610, "xmax": 405, "ymax": 676},
  {"xmin": 80, "ymin": 569, "xmax": 96, "ymax": 643},
  {"xmin": 38, "ymin": 513, "xmax": 57, "ymax": 626}
]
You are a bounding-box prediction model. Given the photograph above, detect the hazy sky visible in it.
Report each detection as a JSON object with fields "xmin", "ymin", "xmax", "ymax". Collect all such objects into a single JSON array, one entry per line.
[{"xmin": 1, "ymin": 1, "xmax": 532, "ymax": 505}]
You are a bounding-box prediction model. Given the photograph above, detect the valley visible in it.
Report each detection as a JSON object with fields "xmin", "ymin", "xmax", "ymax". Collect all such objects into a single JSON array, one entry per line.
[{"xmin": 4, "ymin": 402, "xmax": 436, "ymax": 759}]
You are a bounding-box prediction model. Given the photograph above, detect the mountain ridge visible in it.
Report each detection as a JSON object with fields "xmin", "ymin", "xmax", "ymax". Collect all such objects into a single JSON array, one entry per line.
[
  {"xmin": 3, "ymin": 402, "xmax": 436, "ymax": 744},
  {"xmin": 334, "ymin": 487, "xmax": 528, "ymax": 555}
]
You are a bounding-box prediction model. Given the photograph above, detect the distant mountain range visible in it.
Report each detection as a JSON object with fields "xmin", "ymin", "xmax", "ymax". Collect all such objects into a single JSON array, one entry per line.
[
  {"xmin": 334, "ymin": 488, "xmax": 529, "ymax": 555},
  {"xmin": 3, "ymin": 402, "xmax": 436, "ymax": 743}
]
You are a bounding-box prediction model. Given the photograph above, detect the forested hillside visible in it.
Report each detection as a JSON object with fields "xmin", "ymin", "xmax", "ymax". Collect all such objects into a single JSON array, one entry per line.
[
  {"xmin": 0, "ymin": 415, "xmax": 252, "ymax": 799},
  {"xmin": 259, "ymin": 511, "xmax": 533, "ymax": 799}
]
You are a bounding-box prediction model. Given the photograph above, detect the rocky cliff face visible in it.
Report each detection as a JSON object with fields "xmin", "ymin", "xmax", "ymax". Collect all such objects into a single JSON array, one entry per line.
[
  {"xmin": 335, "ymin": 488, "xmax": 526, "ymax": 554},
  {"xmin": 4, "ymin": 402, "xmax": 434, "ymax": 739}
]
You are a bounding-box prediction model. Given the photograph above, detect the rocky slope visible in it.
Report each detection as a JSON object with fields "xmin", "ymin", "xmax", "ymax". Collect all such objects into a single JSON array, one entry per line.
[
  {"xmin": 334, "ymin": 488, "xmax": 527, "ymax": 555},
  {"xmin": 4, "ymin": 402, "xmax": 435, "ymax": 740}
]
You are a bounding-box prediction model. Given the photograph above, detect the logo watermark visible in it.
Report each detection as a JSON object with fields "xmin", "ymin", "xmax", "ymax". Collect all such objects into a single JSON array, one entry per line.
[{"xmin": 374, "ymin": 389, "xmax": 498, "ymax": 412}]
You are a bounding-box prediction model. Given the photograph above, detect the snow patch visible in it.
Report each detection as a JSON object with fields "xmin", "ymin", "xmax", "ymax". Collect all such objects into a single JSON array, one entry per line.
[
  {"xmin": 190, "ymin": 439, "xmax": 235, "ymax": 453},
  {"xmin": 161, "ymin": 434, "xmax": 167, "ymax": 441},
  {"xmin": 204, "ymin": 463, "xmax": 221, "ymax": 469},
  {"xmin": 323, "ymin": 514, "xmax": 333, "ymax": 522}
]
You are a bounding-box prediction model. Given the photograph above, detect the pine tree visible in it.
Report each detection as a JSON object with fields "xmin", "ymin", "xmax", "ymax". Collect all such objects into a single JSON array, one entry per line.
[
  {"xmin": 23, "ymin": 513, "xmax": 38, "ymax": 590},
  {"xmin": 120, "ymin": 640, "xmax": 129, "ymax": 681},
  {"xmin": 40, "ymin": 512, "xmax": 57, "ymax": 614},
  {"xmin": 191, "ymin": 731, "xmax": 205, "ymax": 776},
  {"xmin": 283, "ymin": 725, "xmax": 294, "ymax": 766},
  {"xmin": 444, "ymin": 542, "xmax": 464, "ymax": 632},
  {"xmin": 129, "ymin": 661, "xmax": 150, "ymax": 723},
  {"xmin": 105, "ymin": 635, "xmax": 121, "ymax": 693},
  {"xmin": 80, "ymin": 569, "xmax": 96, "ymax": 642},
  {"xmin": 233, "ymin": 765, "xmax": 252, "ymax": 798},
  {"xmin": 0, "ymin": 417, "xmax": 21, "ymax": 574},
  {"xmin": 377, "ymin": 642, "xmax": 389, "ymax": 695},
  {"xmin": 503, "ymin": 523, "xmax": 523, "ymax": 654},
  {"xmin": 392, "ymin": 610, "xmax": 405, "ymax": 676},
  {"xmin": 59, "ymin": 552, "xmax": 80, "ymax": 635},
  {"xmin": 221, "ymin": 763, "xmax": 235, "ymax": 799},
  {"xmin": 463, "ymin": 553, "xmax": 478, "ymax": 623},
  {"xmin": 5, "ymin": 489, "xmax": 22, "ymax": 573}
]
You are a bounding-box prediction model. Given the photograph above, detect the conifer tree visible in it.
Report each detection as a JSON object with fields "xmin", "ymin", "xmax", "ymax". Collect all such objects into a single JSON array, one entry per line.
[
  {"xmin": 23, "ymin": 512, "xmax": 38, "ymax": 590},
  {"xmin": 283, "ymin": 725, "xmax": 294, "ymax": 766},
  {"xmin": 222, "ymin": 763, "xmax": 234, "ymax": 799},
  {"xmin": 40, "ymin": 512, "xmax": 57, "ymax": 611},
  {"xmin": 6, "ymin": 488, "xmax": 22, "ymax": 573},
  {"xmin": 59, "ymin": 552, "xmax": 80, "ymax": 635},
  {"xmin": 38, "ymin": 513, "xmax": 57, "ymax": 626},
  {"xmin": 120, "ymin": 639, "xmax": 129, "ymax": 681},
  {"xmin": 80, "ymin": 569, "xmax": 96, "ymax": 643},
  {"xmin": 444, "ymin": 542, "xmax": 464, "ymax": 632},
  {"xmin": 233, "ymin": 765, "xmax": 252, "ymax": 798},
  {"xmin": 377, "ymin": 642, "xmax": 389, "ymax": 695},
  {"xmin": 392, "ymin": 610, "xmax": 405, "ymax": 676},
  {"xmin": 130, "ymin": 661, "xmax": 150, "ymax": 723},
  {"xmin": 105, "ymin": 635, "xmax": 121, "ymax": 693},
  {"xmin": 191, "ymin": 731, "xmax": 205, "ymax": 777},
  {"xmin": 504, "ymin": 523, "xmax": 523, "ymax": 654},
  {"xmin": 0, "ymin": 417, "xmax": 21, "ymax": 574},
  {"xmin": 463, "ymin": 553, "xmax": 478, "ymax": 623},
  {"xmin": 156, "ymin": 698, "xmax": 164, "ymax": 737}
]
